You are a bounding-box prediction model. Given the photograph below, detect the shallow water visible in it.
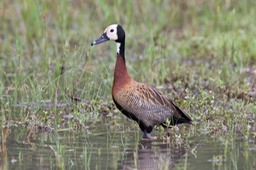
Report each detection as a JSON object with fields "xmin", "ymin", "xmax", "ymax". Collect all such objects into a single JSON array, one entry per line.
[{"xmin": 1, "ymin": 120, "xmax": 256, "ymax": 170}]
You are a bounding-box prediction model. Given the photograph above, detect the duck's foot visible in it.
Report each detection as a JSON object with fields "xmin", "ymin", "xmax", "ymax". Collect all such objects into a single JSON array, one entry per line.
[{"xmin": 142, "ymin": 132, "xmax": 158, "ymax": 140}]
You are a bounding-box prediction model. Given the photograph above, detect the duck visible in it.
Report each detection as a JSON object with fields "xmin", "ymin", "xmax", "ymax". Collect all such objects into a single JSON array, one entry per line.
[{"xmin": 91, "ymin": 24, "xmax": 192, "ymax": 139}]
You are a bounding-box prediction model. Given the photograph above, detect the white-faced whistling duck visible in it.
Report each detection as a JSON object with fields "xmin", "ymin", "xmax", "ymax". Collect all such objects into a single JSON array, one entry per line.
[{"xmin": 91, "ymin": 24, "xmax": 192, "ymax": 140}]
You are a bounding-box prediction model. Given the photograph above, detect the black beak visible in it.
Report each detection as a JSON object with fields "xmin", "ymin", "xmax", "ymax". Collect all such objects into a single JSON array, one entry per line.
[{"xmin": 91, "ymin": 33, "xmax": 109, "ymax": 46}]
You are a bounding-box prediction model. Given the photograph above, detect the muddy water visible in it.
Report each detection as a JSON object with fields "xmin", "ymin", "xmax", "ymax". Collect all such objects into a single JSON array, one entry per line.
[{"xmin": 1, "ymin": 121, "xmax": 256, "ymax": 170}]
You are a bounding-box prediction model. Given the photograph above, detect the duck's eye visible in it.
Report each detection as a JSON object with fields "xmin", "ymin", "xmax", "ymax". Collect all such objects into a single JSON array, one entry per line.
[{"xmin": 110, "ymin": 29, "xmax": 114, "ymax": 33}]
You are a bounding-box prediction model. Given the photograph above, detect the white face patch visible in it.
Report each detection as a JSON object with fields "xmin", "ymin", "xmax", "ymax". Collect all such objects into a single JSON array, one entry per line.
[{"xmin": 104, "ymin": 24, "xmax": 118, "ymax": 41}]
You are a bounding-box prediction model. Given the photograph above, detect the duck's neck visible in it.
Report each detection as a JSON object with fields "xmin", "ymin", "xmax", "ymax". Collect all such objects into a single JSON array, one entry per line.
[{"xmin": 113, "ymin": 41, "xmax": 131, "ymax": 92}]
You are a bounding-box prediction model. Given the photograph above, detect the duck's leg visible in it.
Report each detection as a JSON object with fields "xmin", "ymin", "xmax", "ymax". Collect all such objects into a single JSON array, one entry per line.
[{"xmin": 139, "ymin": 123, "xmax": 157, "ymax": 140}]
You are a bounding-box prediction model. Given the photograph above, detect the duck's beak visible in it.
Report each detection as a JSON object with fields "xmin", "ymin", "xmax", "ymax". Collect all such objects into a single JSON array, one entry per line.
[{"xmin": 91, "ymin": 33, "xmax": 109, "ymax": 46}]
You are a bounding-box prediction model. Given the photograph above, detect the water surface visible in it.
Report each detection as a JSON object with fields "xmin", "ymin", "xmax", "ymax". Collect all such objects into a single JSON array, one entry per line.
[{"xmin": 1, "ymin": 118, "xmax": 256, "ymax": 170}]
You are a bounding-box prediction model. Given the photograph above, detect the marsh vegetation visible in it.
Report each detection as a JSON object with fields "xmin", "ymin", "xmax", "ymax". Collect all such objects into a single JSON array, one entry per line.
[{"xmin": 0, "ymin": 0, "xmax": 255, "ymax": 169}]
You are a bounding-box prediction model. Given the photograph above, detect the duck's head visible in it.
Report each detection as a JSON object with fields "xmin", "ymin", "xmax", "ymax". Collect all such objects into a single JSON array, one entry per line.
[{"xmin": 91, "ymin": 24, "xmax": 125, "ymax": 46}]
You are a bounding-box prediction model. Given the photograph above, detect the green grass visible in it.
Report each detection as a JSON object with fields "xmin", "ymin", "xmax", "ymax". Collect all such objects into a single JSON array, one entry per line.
[
  {"xmin": 0, "ymin": 0, "xmax": 255, "ymax": 134},
  {"xmin": 0, "ymin": 0, "xmax": 256, "ymax": 169}
]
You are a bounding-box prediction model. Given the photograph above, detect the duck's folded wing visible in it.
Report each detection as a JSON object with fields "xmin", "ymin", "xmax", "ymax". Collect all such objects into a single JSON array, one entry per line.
[{"xmin": 115, "ymin": 82, "xmax": 192, "ymax": 126}]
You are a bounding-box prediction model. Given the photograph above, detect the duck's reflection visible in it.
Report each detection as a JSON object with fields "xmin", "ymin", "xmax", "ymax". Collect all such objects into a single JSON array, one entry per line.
[{"xmin": 119, "ymin": 139, "xmax": 188, "ymax": 170}]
